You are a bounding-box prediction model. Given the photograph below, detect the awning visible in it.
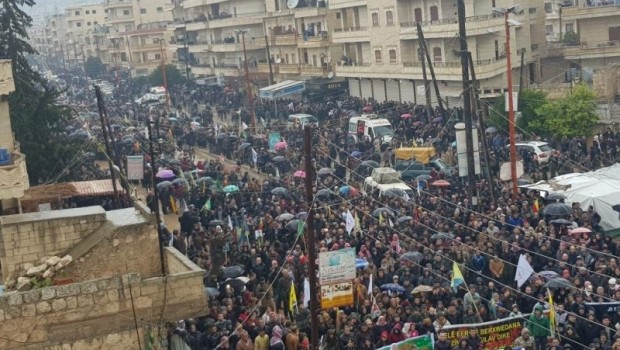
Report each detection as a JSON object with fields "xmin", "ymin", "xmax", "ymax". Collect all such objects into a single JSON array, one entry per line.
[
  {"xmin": 259, "ymin": 80, "xmax": 305, "ymax": 100},
  {"xmin": 71, "ymin": 179, "xmax": 122, "ymax": 197}
]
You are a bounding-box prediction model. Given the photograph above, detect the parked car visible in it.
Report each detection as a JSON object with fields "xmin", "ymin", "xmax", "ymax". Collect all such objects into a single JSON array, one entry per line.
[
  {"xmin": 511, "ymin": 141, "xmax": 555, "ymax": 164},
  {"xmin": 394, "ymin": 158, "xmax": 452, "ymax": 181}
]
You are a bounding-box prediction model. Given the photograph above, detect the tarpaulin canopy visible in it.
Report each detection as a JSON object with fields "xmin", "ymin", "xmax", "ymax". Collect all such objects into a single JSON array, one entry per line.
[
  {"xmin": 520, "ymin": 164, "xmax": 620, "ymax": 233},
  {"xmin": 258, "ymin": 80, "xmax": 305, "ymax": 100}
]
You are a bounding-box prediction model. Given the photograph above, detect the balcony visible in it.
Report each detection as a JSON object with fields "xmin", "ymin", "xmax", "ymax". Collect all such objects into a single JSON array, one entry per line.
[
  {"xmin": 105, "ymin": 0, "xmax": 134, "ymax": 9},
  {"xmin": 561, "ymin": 2, "xmax": 620, "ymax": 20},
  {"xmin": 300, "ymin": 65, "xmax": 328, "ymax": 76},
  {"xmin": 211, "ymin": 40, "xmax": 266, "ymax": 52},
  {"xmin": 207, "ymin": 13, "xmax": 265, "ymax": 29},
  {"xmin": 186, "ymin": 20, "xmax": 208, "ymax": 32},
  {"xmin": 0, "ymin": 153, "xmax": 30, "ymax": 200},
  {"xmin": 294, "ymin": 7, "xmax": 328, "ymax": 18},
  {"xmin": 399, "ymin": 13, "xmax": 519, "ymax": 39},
  {"xmin": 183, "ymin": 0, "xmax": 207, "ymax": 8},
  {"xmin": 0, "ymin": 60, "xmax": 15, "ymax": 95},
  {"xmin": 190, "ymin": 64, "xmax": 213, "ymax": 76},
  {"xmin": 328, "ymin": 0, "xmax": 366, "ymax": 10},
  {"xmin": 335, "ymin": 57, "xmax": 507, "ymax": 81},
  {"xmin": 297, "ymin": 34, "xmax": 330, "ymax": 48},
  {"xmin": 255, "ymin": 63, "xmax": 271, "ymax": 74},
  {"xmin": 332, "ymin": 27, "xmax": 370, "ymax": 43},
  {"xmin": 564, "ymin": 40, "xmax": 620, "ymax": 59},
  {"xmin": 106, "ymin": 15, "xmax": 135, "ymax": 24},
  {"xmin": 274, "ymin": 34, "xmax": 298, "ymax": 46},
  {"xmin": 188, "ymin": 42, "xmax": 210, "ymax": 53},
  {"xmin": 277, "ymin": 64, "xmax": 301, "ymax": 75}
]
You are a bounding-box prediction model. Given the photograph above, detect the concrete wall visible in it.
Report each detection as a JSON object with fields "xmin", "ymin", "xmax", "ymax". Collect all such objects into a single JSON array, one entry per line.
[
  {"xmin": 0, "ymin": 251, "xmax": 207, "ymax": 349},
  {"xmin": 0, "ymin": 207, "xmax": 106, "ymax": 279}
]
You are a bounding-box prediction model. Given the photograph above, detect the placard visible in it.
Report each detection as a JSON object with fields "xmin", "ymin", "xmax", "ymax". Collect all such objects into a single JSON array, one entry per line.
[
  {"xmin": 443, "ymin": 314, "xmax": 527, "ymax": 350},
  {"xmin": 320, "ymin": 282, "xmax": 354, "ymax": 309},
  {"xmin": 126, "ymin": 155, "xmax": 144, "ymax": 180},
  {"xmin": 377, "ymin": 334, "xmax": 435, "ymax": 350},
  {"xmin": 318, "ymin": 247, "xmax": 356, "ymax": 284}
]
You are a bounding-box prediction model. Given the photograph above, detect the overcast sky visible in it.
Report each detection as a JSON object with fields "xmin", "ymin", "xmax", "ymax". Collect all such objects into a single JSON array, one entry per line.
[{"xmin": 27, "ymin": 0, "xmax": 96, "ymax": 25}]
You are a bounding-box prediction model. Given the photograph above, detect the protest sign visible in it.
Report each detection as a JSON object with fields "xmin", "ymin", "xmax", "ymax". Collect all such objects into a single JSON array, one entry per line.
[
  {"xmin": 442, "ymin": 315, "xmax": 526, "ymax": 350},
  {"xmin": 376, "ymin": 334, "xmax": 435, "ymax": 350}
]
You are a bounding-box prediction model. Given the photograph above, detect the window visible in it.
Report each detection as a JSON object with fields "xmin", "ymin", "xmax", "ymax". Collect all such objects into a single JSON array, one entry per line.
[
  {"xmin": 76, "ymin": 22, "xmax": 82, "ymax": 27},
  {"xmin": 92, "ymin": 10, "xmax": 96, "ymax": 14},
  {"xmin": 140, "ymin": 9, "xmax": 147, "ymax": 14},
  {"xmin": 545, "ymin": 25, "xmax": 553, "ymax": 35},
  {"xmin": 433, "ymin": 47, "xmax": 442, "ymax": 62},
  {"xmin": 389, "ymin": 49, "xmax": 397, "ymax": 63},
  {"xmin": 430, "ymin": 6, "xmax": 439, "ymax": 21},
  {"xmin": 123, "ymin": 9, "xmax": 130, "ymax": 16},
  {"xmin": 75, "ymin": 11, "xmax": 80, "ymax": 16},
  {"xmin": 86, "ymin": 10, "xmax": 90, "ymax": 14},
  {"xmin": 87, "ymin": 22, "xmax": 91, "ymax": 26},
  {"xmin": 565, "ymin": 23, "xmax": 574, "ymax": 33},
  {"xmin": 94, "ymin": 21, "xmax": 98, "ymax": 25},
  {"xmin": 155, "ymin": 53, "xmax": 161, "ymax": 60},
  {"xmin": 374, "ymin": 50, "xmax": 382, "ymax": 63},
  {"xmin": 544, "ymin": 2, "xmax": 552, "ymax": 13},
  {"xmin": 386, "ymin": 11, "xmax": 394, "ymax": 26},
  {"xmin": 529, "ymin": 7, "xmax": 537, "ymax": 14},
  {"xmin": 372, "ymin": 13, "xmax": 379, "ymax": 26},
  {"xmin": 414, "ymin": 8, "xmax": 422, "ymax": 22},
  {"xmin": 157, "ymin": 7, "xmax": 163, "ymax": 13}
]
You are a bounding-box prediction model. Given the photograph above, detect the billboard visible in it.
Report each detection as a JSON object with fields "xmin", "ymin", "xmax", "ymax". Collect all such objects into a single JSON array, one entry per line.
[
  {"xmin": 443, "ymin": 314, "xmax": 527, "ymax": 350},
  {"xmin": 320, "ymin": 282, "xmax": 354, "ymax": 309},
  {"xmin": 318, "ymin": 248, "xmax": 356, "ymax": 284},
  {"xmin": 126, "ymin": 155, "xmax": 144, "ymax": 180}
]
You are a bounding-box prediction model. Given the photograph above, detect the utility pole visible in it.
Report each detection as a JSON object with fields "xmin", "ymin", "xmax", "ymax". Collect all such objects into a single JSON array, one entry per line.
[
  {"xmin": 237, "ymin": 29, "xmax": 256, "ymax": 132},
  {"xmin": 417, "ymin": 23, "xmax": 445, "ymax": 115},
  {"xmin": 418, "ymin": 47, "xmax": 433, "ymax": 123},
  {"xmin": 72, "ymin": 41, "xmax": 79, "ymax": 69},
  {"xmin": 157, "ymin": 38, "xmax": 170, "ymax": 110},
  {"xmin": 80, "ymin": 45, "xmax": 86, "ymax": 71},
  {"xmin": 468, "ymin": 52, "xmax": 496, "ymax": 204},
  {"xmin": 503, "ymin": 9, "xmax": 519, "ymax": 198},
  {"xmin": 518, "ymin": 48, "xmax": 525, "ymax": 111},
  {"xmin": 303, "ymin": 125, "xmax": 319, "ymax": 350},
  {"xmin": 94, "ymin": 85, "xmax": 120, "ymax": 208},
  {"xmin": 60, "ymin": 44, "xmax": 66, "ymax": 70},
  {"xmin": 265, "ymin": 35, "xmax": 274, "ymax": 85},
  {"xmin": 146, "ymin": 117, "xmax": 167, "ymax": 277},
  {"xmin": 457, "ymin": 0, "xmax": 477, "ymax": 209},
  {"xmin": 183, "ymin": 36, "xmax": 191, "ymax": 89}
]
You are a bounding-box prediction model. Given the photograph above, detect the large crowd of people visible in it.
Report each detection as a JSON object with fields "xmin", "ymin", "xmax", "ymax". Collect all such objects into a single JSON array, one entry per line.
[{"xmin": 55, "ymin": 69, "xmax": 620, "ymax": 350}]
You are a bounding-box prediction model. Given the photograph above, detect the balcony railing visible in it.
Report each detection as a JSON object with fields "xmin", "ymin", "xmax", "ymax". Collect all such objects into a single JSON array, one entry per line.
[
  {"xmin": 333, "ymin": 26, "xmax": 368, "ymax": 32},
  {"xmin": 400, "ymin": 13, "xmax": 502, "ymax": 28},
  {"xmin": 0, "ymin": 153, "xmax": 30, "ymax": 200}
]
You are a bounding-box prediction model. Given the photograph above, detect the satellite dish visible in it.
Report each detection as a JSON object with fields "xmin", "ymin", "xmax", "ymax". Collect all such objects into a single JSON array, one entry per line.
[
  {"xmin": 276, "ymin": 58, "xmax": 282, "ymax": 64},
  {"xmin": 287, "ymin": 0, "xmax": 299, "ymax": 9},
  {"xmin": 327, "ymin": 72, "xmax": 334, "ymax": 79}
]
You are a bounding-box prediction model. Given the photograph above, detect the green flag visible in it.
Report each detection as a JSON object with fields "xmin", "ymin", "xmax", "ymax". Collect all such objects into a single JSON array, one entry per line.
[
  {"xmin": 202, "ymin": 198, "xmax": 211, "ymax": 212},
  {"xmin": 297, "ymin": 220, "xmax": 305, "ymax": 237}
]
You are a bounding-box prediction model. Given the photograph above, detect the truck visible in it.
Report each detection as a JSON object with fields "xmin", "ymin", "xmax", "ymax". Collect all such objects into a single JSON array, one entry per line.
[
  {"xmin": 393, "ymin": 147, "xmax": 453, "ymax": 180},
  {"xmin": 362, "ymin": 167, "xmax": 414, "ymax": 199},
  {"xmin": 348, "ymin": 114, "xmax": 394, "ymax": 144}
]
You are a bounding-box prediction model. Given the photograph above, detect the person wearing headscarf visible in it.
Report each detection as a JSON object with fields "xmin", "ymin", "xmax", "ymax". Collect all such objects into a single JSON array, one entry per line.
[{"xmin": 269, "ymin": 326, "xmax": 285, "ymax": 350}]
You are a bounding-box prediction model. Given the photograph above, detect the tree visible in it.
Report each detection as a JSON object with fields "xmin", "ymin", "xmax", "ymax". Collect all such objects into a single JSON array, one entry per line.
[
  {"xmin": 535, "ymin": 84, "xmax": 599, "ymax": 138},
  {"xmin": 487, "ymin": 89, "xmax": 548, "ymax": 137},
  {"xmin": 148, "ymin": 64, "xmax": 184, "ymax": 87},
  {"xmin": 84, "ymin": 56, "xmax": 105, "ymax": 79},
  {"xmin": 1, "ymin": 0, "xmax": 81, "ymax": 184}
]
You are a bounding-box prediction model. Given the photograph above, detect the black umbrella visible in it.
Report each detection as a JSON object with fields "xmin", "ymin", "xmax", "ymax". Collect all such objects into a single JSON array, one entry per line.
[
  {"xmin": 416, "ymin": 174, "xmax": 432, "ymax": 181},
  {"xmin": 196, "ymin": 177, "xmax": 215, "ymax": 185},
  {"xmin": 317, "ymin": 168, "xmax": 334, "ymax": 176},
  {"xmin": 220, "ymin": 277, "xmax": 248, "ymax": 291},
  {"xmin": 400, "ymin": 251, "xmax": 424, "ymax": 263},
  {"xmin": 545, "ymin": 277, "xmax": 573, "ymax": 289},
  {"xmin": 271, "ymin": 187, "xmax": 289, "ymax": 196},
  {"xmin": 550, "ymin": 219, "xmax": 572, "ymax": 225},
  {"xmin": 172, "ymin": 178, "xmax": 189, "ymax": 187},
  {"xmin": 221, "ymin": 265, "xmax": 245, "ymax": 279},
  {"xmin": 517, "ymin": 179, "xmax": 531, "ymax": 185},
  {"xmin": 359, "ymin": 160, "xmax": 380, "ymax": 169},
  {"xmin": 209, "ymin": 219, "xmax": 225, "ymax": 226},
  {"xmin": 156, "ymin": 181, "xmax": 172, "ymax": 190},
  {"xmin": 272, "ymin": 156, "xmax": 286, "ymax": 162},
  {"xmin": 238, "ymin": 143, "xmax": 251, "ymax": 150},
  {"xmin": 216, "ymin": 133, "xmax": 228, "ymax": 139},
  {"xmin": 285, "ymin": 219, "xmax": 305, "ymax": 232},
  {"xmin": 546, "ymin": 193, "xmax": 566, "ymax": 201},
  {"xmin": 397, "ymin": 216, "xmax": 413, "ymax": 224},
  {"xmin": 542, "ymin": 203, "xmax": 572, "ymax": 216},
  {"xmin": 372, "ymin": 207, "xmax": 395, "ymax": 218},
  {"xmin": 205, "ymin": 287, "xmax": 220, "ymax": 297},
  {"xmin": 315, "ymin": 189, "xmax": 334, "ymax": 198},
  {"xmin": 612, "ymin": 204, "xmax": 620, "ymax": 212},
  {"xmin": 431, "ymin": 232, "xmax": 455, "ymax": 240}
]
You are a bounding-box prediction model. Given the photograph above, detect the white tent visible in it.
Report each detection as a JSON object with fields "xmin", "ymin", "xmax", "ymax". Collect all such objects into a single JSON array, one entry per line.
[{"xmin": 521, "ymin": 164, "xmax": 620, "ymax": 232}]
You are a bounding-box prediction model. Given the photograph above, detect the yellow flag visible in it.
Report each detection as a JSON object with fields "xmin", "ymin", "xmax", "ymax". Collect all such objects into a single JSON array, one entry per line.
[
  {"xmin": 379, "ymin": 211, "xmax": 384, "ymax": 226},
  {"xmin": 289, "ymin": 282, "xmax": 297, "ymax": 312},
  {"xmin": 169, "ymin": 195, "xmax": 178, "ymax": 215},
  {"xmin": 548, "ymin": 288, "xmax": 556, "ymax": 337},
  {"xmin": 354, "ymin": 211, "xmax": 361, "ymax": 233}
]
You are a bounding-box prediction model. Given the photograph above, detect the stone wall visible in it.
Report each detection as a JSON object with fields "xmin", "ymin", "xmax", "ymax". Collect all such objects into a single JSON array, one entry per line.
[
  {"xmin": 0, "ymin": 251, "xmax": 207, "ymax": 349},
  {"xmin": 0, "ymin": 207, "xmax": 107, "ymax": 279}
]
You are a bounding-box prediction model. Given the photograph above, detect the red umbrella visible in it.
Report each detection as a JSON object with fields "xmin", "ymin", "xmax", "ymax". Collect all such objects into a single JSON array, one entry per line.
[
  {"xmin": 401, "ymin": 113, "xmax": 412, "ymax": 119},
  {"xmin": 293, "ymin": 170, "xmax": 306, "ymax": 178},
  {"xmin": 432, "ymin": 180, "xmax": 451, "ymax": 187},
  {"xmin": 570, "ymin": 227, "xmax": 591, "ymax": 234},
  {"xmin": 362, "ymin": 106, "xmax": 372, "ymax": 113}
]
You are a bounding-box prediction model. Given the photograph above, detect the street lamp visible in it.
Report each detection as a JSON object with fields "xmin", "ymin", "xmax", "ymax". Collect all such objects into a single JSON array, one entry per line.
[
  {"xmin": 492, "ymin": 6, "xmax": 522, "ymax": 199},
  {"xmin": 234, "ymin": 28, "xmax": 256, "ymax": 132},
  {"xmin": 154, "ymin": 38, "xmax": 171, "ymax": 110}
]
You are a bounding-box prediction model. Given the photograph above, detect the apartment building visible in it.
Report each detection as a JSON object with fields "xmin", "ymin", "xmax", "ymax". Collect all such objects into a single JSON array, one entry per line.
[
  {"xmin": 560, "ymin": 0, "xmax": 620, "ymax": 71},
  {"xmin": 544, "ymin": 0, "xmax": 564, "ymax": 42},
  {"xmin": 332, "ymin": 0, "xmax": 545, "ymax": 104},
  {"xmin": 107, "ymin": 26, "xmax": 174, "ymax": 76},
  {"xmin": 64, "ymin": 3, "xmax": 107, "ymax": 68},
  {"xmin": 34, "ymin": 14, "xmax": 68, "ymax": 65}
]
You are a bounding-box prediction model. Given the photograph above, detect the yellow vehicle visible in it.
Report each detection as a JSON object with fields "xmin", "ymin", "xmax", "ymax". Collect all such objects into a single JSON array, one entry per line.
[{"xmin": 394, "ymin": 147, "xmax": 437, "ymax": 164}]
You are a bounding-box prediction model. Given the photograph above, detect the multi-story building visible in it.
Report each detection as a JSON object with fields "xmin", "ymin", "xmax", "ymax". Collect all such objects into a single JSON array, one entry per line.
[
  {"xmin": 35, "ymin": 13, "xmax": 68, "ymax": 65},
  {"xmin": 64, "ymin": 3, "xmax": 107, "ymax": 68},
  {"xmin": 560, "ymin": 0, "xmax": 620, "ymax": 72},
  {"xmin": 544, "ymin": 0, "xmax": 564, "ymax": 42},
  {"xmin": 332, "ymin": 0, "xmax": 546, "ymax": 104},
  {"xmin": 107, "ymin": 26, "xmax": 174, "ymax": 77}
]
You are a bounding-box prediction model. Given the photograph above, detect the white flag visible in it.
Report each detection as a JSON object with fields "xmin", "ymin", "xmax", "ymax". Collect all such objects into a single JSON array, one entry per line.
[
  {"xmin": 261, "ymin": 117, "xmax": 267, "ymax": 127},
  {"xmin": 228, "ymin": 215, "xmax": 233, "ymax": 230},
  {"xmin": 515, "ymin": 254, "xmax": 535, "ymax": 288},
  {"xmin": 368, "ymin": 273, "xmax": 373, "ymax": 295},
  {"xmin": 345, "ymin": 210, "xmax": 355, "ymax": 236},
  {"xmin": 242, "ymin": 122, "xmax": 248, "ymax": 130},
  {"xmin": 389, "ymin": 218, "xmax": 394, "ymax": 228},
  {"xmin": 251, "ymin": 148, "xmax": 258, "ymax": 165},
  {"xmin": 303, "ymin": 278, "xmax": 310, "ymax": 307},
  {"xmin": 275, "ymin": 167, "xmax": 280, "ymax": 179}
]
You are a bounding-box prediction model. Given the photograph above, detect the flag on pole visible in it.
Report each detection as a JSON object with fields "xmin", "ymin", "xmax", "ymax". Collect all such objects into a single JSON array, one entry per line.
[
  {"xmin": 251, "ymin": 148, "xmax": 258, "ymax": 165},
  {"xmin": 345, "ymin": 210, "xmax": 355, "ymax": 236},
  {"xmin": 289, "ymin": 282, "xmax": 298, "ymax": 312},
  {"xmin": 379, "ymin": 211, "xmax": 384, "ymax": 226},
  {"xmin": 296, "ymin": 220, "xmax": 305, "ymax": 237},
  {"xmin": 417, "ymin": 181, "xmax": 423, "ymax": 196},
  {"xmin": 532, "ymin": 198, "xmax": 540, "ymax": 213},
  {"xmin": 303, "ymin": 278, "xmax": 310, "ymax": 308},
  {"xmin": 169, "ymin": 195, "xmax": 178, "ymax": 215},
  {"xmin": 275, "ymin": 167, "xmax": 280, "ymax": 178},
  {"xmin": 228, "ymin": 215, "xmax": 233, "ymax": 230},
  {"xmin": 451, "ymin": 261, "xmax": 465, "ymax": 292},
  {"xmin": 548, "ymin": 288, "xmax": 556, "ymax": 337},
  {"xmin": 202, "ymin": 198, "xmax": 211, "ymax": 212},
  {"xmin": 368, "ymin": 273, "xmax": 373, "ymax": 295},
  {"xmin": 515, "ymin": 254, "xmax": 535, "ymax": 288},
  {"xmin": 354, "ymin": 211, "xmax": 361, "ymax": 234},
  {"xmin": 261, "ymin": 117, "xmax": 267, "ymax": 127},
  {"xmin": 389, "ymin": 217, "xmax": 394, "ymax": 228},
  {"xmin": 242, "ymin": 122, "xmax": 249, "ymax": 130},
  {"xmin": 370, "ymin": 295, "xmax": 381, "ymax": 319}
]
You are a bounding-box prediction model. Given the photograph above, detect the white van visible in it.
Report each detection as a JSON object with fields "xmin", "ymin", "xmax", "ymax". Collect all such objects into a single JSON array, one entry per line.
[
  {"xmin": 349, "ymin": 114, "xmax": 394, "ymax": 143},
  {"xmin": 287, "ymin": 114, "xmax": 319, "ymax": 129}
]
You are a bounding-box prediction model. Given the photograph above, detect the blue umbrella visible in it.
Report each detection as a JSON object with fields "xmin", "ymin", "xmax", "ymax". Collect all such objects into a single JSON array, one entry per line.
[
  {"xmin": 223, "ymin": 185, "xmax": 239, "ymax": 193},
  {"xmin": 351, "ymin": 151, "xmax": 362, "ymax": 157},
  {"xmin": 380, "ymin": 283, "xmax": 405, "ymax": 293},
  {"xmin": 356, "ymin": 259, "xmax": 369, "ymax": 269}
]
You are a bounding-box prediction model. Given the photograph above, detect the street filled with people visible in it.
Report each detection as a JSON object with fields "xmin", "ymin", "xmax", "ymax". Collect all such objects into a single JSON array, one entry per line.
[{"xmin": 49, "ymin": 70, "xmax": 620, "ymax": 350}]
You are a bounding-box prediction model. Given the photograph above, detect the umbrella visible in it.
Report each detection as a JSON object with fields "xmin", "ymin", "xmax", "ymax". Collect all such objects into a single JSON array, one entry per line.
[
  {"xmin": 339, "ymin": 186, "xmax": 359, "ymax": 198},
  {"xmin": 372, "ymin": 207, "xmax": 395, "ymax": 218},
  {"xmin": 351, "ymin": 151, "xmax": 362, "ymax": 158},
  {"xmin": 295, "ymin": 212, "xmax": 308, "ymax": 219},
  {"xmin": 271, "ymin": 187, "xmax": 289, "ymax": 197},
  {"xmin": 546, "ymin": 193, "xmax": 566, "ymax": 201},
  {"xmin": 222, "ymin": 265, "xmax": 245, "ymax": 279},
  {"xmin": 485, "ymin": 126, "xmax": 498, "ymax": 133},
  {"xmin": 550, "ymin": 219, "xmax": 572, "ymax": 225},
  {"xmin": 545, "ymin": 277, "xmax": 573, "ymax": 289},
  {"xmin": 431, "ymin": 232, "xmax": 455, "ymax": 240},
  {"xmin": 209, "ymin": 220, "xmax": 225, "ymax": 226},
  {"xmin": 82, "ymin": 152, "xmax": 96, "ymax": 159},
  {"xmin": 538, "ymin": 271, "xmax": 560, "ymax": 280},
  {"xmin": 397, "ymin": 216, "xmax": 413, "ymax": 224},
  {"xmin": 205, "ymin": 287, "xmax": 220, "ymax": 297},
  {"xmin": 274, "ymin": 141, "xmax": 287, "ymax": 151},
  {"xmin": 359, "ymin": 160, "xmax": 380, "ymax": 169},
  {"xmin": 286, "ymin": 220, "xmax": 305, "ymax": 232},
  {"xmin": 222, "ymin": 278, "xmax": 247, "ymax": 290},
  {"xmin": 316, "ymin": 189, "xmax": 334, "ymax": 198},
  {"xmin": 216, "ymin": 133, "xmax": 228, "ymax": 139},
  {"xmin": 362, "ymin": 106, "xmax": 373, "ymax": 113},
  {"xmin": 172, "ymin": 178, "xmax": 189, "ymax": 187},
  {"xmin": 272, "ymin": 156, "xmax": 286, "ymax": 162},
  {"xmin": 612, "ymin": 204, "xmax": 620, "ymax": 212},
  {"xmin": 293, "ymin": 170, "xmax": 306, "ymax": 178},
  {"xmin": 317, "ymin": 168, "xmax": 334, "ymax": 176},
  {"xmin": 517, "ymin": 179, "xmax": 531, "ymax": 185},
  {"xmin": 156, "ymin": 181, "xmax": 172, "ymax": 190},
  {"xmin": 432, "ymin": 179, "xmax": 451, "ymax": 187},
  {"xmin": 411, "ymin": 285, "xmax": 433, "ymax": 294},
  {"xmin": 196, "ymin": 177, "xmax": 215, "ymax": 185},
  {"xmin": 400, "ymin": 251, "xmax": 423, "ymax": 263},
  {"xmin": 432, "ymin": 117, "xmax": 443, "ymax": 123},
  {"xmin": 380, "ymin": 283, "xmax": 405, "ymax": 293},
  {"xmin": 416, "ymin": 174, "xmax": 432, "ymax": 181},
  {"xmin": 238, "ymin": 143, "xmax": 251, "ymax": 150},
  {"xmin": 276, "ymin": 213, "xmax": 295, "ymax": 222},
  {"xmin": 156, "ymin": 169, "xmax": 175, "ymax": 179},
  {"xmin": 347, "ymin": 110, "xmax": 358, "ymax": 117},
  {"xmin": 383, "ymin": 188, "xmax": 407, "ymax": 199},
  {"xmin": 401, "ymin": 113, "xmax": 412, "ymax": 119},
  {"xmin": 570, "ymin": 227, "xmax": 592, "ymax": 234},
  {"xmin": 223, "ymin": 185, "xmax": 239, "ymax": 193},
  {"xmin": 543, "ymin": 203, "xmax": 572, "ymax": 216},
  {"xmin": 356, "ymin": 259, "xmax": 369, "ymax": 269}
]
